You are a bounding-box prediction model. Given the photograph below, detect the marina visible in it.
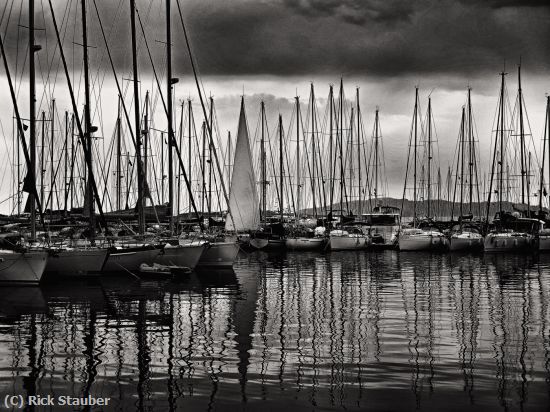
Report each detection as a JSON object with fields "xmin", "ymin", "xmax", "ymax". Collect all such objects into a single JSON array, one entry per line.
[{"xmin": 0, "ymin": 0, "xmax": 549, "ymax": 410}]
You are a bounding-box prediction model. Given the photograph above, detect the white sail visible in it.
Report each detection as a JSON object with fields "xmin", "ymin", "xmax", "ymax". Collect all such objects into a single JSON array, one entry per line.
[{"xmin": 225, "ymin": 98, "xmax": 260, "ymax": 231}]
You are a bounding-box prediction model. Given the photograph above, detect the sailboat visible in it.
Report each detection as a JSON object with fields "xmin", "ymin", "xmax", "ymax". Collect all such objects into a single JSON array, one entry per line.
[
  {"xmin": 448, "ymin": 89, "xmax": 484, "ymax": 251},
  {"xmin": 484, "ymin": 66, "xmax": 540, "ymax": 252},
  {"xmin": 285, "ymin": 94, "xmax": 325, "ymax": 251},
  {"xmin": 398, "ymin": 89, "xmax": 448, "ymax": 251},
  {"xmin": 0, "ymin": 5, "xmax": 48, "ymax": 285},
  {"xmin": 196, "ymin": 97, "xmax": 250, "ymax": 267},
  {"xmin": 329, "ymin": 83, "xmax": 370, "ymax": 251},
  {"xmin": 361, "ymin": 102, "xmax": 400, "ymax": 248}
]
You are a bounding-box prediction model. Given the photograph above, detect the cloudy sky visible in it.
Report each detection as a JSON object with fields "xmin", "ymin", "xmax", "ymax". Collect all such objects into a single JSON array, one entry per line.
[{"xmin": 0, "ymin": 0, "xmax": 549, "ymax": 212}]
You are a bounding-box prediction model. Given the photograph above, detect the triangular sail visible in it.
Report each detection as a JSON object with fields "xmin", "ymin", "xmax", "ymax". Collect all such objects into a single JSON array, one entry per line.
[{"xmin": 225, "ymin": 99, "xmax": 260, "ymax": 231}]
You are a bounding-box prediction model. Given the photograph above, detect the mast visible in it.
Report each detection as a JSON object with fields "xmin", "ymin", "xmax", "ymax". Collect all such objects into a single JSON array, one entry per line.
[
  {"xmin": 542, "ymin": 96, "xmax": 550, "ymax": 212},
  {"xmin": 50, "ymin": 99, "xmax": 55, "ymax": 212},
  {"xmin": 499, "ymin": 72, "xmax": 506, "ymax": 213},
  {"xmin": 29, "ymin": 0, "xmax": 37, "ymax": 240},
  {"xmin": 349, "ymin": 107, "xmax": 354, "ymax": 212},
  {"xmin": 356, "ymin": 88, "xmax": 362, "ymax": 215},
  {"xmin": 188, "ymin": 99, "xmax": 192, "ymax": 215},
  {"xmin": 310, "ymin": 84, "xmax": 316, "ymax": 218},
  {"xmin": 81, "ymin": 0, "xmax": 95, "ymax": 237},
  {"xmin": 130, "ymin": 0, "xmax": 145, "ymax": 234},
  {"xmin": 427, "ymin": 97, "xmax": 432, "ymax": 220},
  {"xmin": 64, "ymin": 111, "xmax": 68, "ymax": 213},
  {"xmin": 260, "ymin": 101, "xmax": 267, "ymax": 223},
  {"xmin": 329, "ymin": 86, "xmax": 334, "ymax": 222},
  {"xmin": 413, "ymin": 87, "xmax": 419, "ymax": 226},
  {"xmin": 339, "ymin": 79, "xmax": 345, "ymax": 215},
  {"xmin": 279, "ymin": 114, "xmax": 284, "ymax": 222},
  {"xmin": 143, "ymin": 91, "xmax": 149, "ymax": 206},
  {"xmin": 374, "ymin": 107, "xmax": 379, "ymax": 203},
  {"xmin": 295, "ymin": 96, "xmax": 301, "ymax": 222},
  {"xmin": 208, "ymin": 97, "xmax": 213, "ymax": 216},
  {"xmin": 70, "ymin": 114, "xmax": 75, "ymax": 210},
  {"xmin": 40, "ymin": 111, "xmax": 45, "ymax": 209},
  {"xmin": 166, "ymin": 0, "xmax": 174, "ymax": 232},
  {"xmin": 459, "ymin": 106, "xmax": 465, "ymax": 218},
  {"xmin": 518, "ymin": 64, "xmax": 526, "ymax": 206},
  {"xmin": 201, "ymin": 121, "xmax": 206, "ymax": 214},
  {"xmin": 467, "ymin": 88, "xmax": 474, "ymax": 214},
  {"xmin": 116, "ymin": 98, "xmax": 122, "ymax": 211}
]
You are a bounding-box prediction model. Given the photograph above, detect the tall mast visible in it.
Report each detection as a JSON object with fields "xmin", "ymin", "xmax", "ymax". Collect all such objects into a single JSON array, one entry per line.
[
  {"xmin": 356, "ymin": 88, "xmax": 362, "ymax": 216},
  {"xmin": 329, "ymin": 85, "xmax": 334, "ymax": 221},
  {"xmin": 349, "ymin": 107, "xmax": 354, "ymax": 212},
  {"xmin": 459, "ymin": 106, "xmax": 465, "ymax": 218},
  {"xmin": 116, "ymin": 97, "xmax": 122, "ymax": 211},
  {"xmin": 374, "ymin": 107, "xmax": 379, "ymax": 203},
  {"xmin": 143, "ymin": 91, "xmax": 149, "ymax": 205},
  {"xmin": 81, "ymin": 0, "xmax": 95, "ymax": 236},
  {"xmin": 201, "ymin": 121, "xmax": 206, "ymax": 213},
  {"xmin": 166, "ymin": 0, "xmax": 174, "ymax": 232},
  {"xmin": 518, "ymin": 64, "xmax": 526, "ymax": 206},
  {"xmin": 499, "ymin": 72, "xmax": 506, "ymax": 212},
  {"xmin": 29, "ymin": 0, "xmax": 37, "ymax": 240},
  {"xmin": 427, "ymin": 97, "xmax": 432, "ymax": 220},
  {"xmin": 339, "ymin": 79, "xmax": 344, "ymax": 215},
  {"xmin": 260, "ymin": 101, "xmax": 267, "ymax": 223},
  {"xmin": 64, "ymin": 111, "xmax": 68, "ymax": 213},
  {"xmin": 310, "ymin": 84, "xmax": 316, "ymax": 218},
  {"xmin": 40, "ymin": 111, "xmax": 45, "ymax": 209},
  {"xmin": 413, "ymin": 87, "xmax": 418, "ymax": 226},
  {"xmin": 279, "ymin": 114, "xmax": 284, "ymax": 222},
  {"xmin": 295, "ymin": 96, "xmax": 301, "ymax": 222},
  {"xmin": 467, "ymin": 88, "xmax": 474, "ymax": 214},
  {"xmin": 188, "ymin": 99, "xmax": 192, "ymax": 214},
  {"xmin": 130, "ymin": 0, "xmax": 145, "ymax": 234},
  {"xmin": 50, "ymin": 99, "xmax": 55, "ymax": 212},
  {"xmin": 208, "ymin": 97, "xmax": 213, "ymax": 216}
]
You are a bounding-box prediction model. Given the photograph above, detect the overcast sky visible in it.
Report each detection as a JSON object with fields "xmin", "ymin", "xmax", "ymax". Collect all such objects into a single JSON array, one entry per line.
[{"xmin": 0, "ymin": 0, "xmax": 549, "ymax": 213}]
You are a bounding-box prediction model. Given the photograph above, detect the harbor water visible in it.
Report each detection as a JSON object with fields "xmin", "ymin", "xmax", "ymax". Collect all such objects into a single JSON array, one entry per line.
[{"xmin": 0, "ymin": 250, "xmax": 549, "ymax": 411}]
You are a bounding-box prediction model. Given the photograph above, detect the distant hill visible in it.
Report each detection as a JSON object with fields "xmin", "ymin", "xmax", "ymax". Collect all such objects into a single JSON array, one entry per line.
[{"xmin": 302, "ymin": 197, "xmax": 546, "ymax": 219}]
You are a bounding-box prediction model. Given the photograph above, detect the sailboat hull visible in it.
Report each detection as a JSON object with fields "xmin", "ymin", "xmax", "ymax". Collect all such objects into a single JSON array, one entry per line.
[
  {"xmin": 399, "ymin": 230, "xmax": 449, "ymax": 252},
  {"xmin": 484, "ymin": 233, "xmax": 533, "ymax": 253},
  {"xmin": 329, "ymin": 235, "xmax": 370, "ymax": 251},
  {"xmin": 155, "ymin": 243, "xmax": 206, "ymax": 269},
  {"xmin": 285, "ymin": 237, "xmax": 325, "ymax": 250},
  {"xmin": 0, "ymin": 251, "xmax": 48, "ymax": 285},
  {"xmin": 102, "ymin": 245, "xmax": 162, "ymax": 273},
  {"xmin": 449, "ymin": 233, "xmax": 484, "ymax": 252},
  {"xmin": 249, "ymin": 238, "xmax": 269, "ymax": 250},
  {"xmin": 45, "ymin": 248, "xmax": 109, "ymax": 276},
  {"xmin": 197, "ymin": 242, "xmax": 240, "ymax": 268}
]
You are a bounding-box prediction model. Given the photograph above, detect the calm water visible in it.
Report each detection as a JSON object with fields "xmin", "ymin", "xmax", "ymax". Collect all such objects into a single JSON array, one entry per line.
[{"xmin": 1, "ymin": 251, "xmax": 550, "ymax": 411}]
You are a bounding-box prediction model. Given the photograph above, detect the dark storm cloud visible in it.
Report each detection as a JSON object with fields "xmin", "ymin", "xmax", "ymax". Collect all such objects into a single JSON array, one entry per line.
[{"xmin": 1, "ymin": 0, "xmax": 548, "ymax": 78}]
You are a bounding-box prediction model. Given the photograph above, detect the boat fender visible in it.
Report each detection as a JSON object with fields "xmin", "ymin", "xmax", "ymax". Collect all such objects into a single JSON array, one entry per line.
[{"xmin": 0, "ymin": 258, "xmax": 3, "ymax": 263}]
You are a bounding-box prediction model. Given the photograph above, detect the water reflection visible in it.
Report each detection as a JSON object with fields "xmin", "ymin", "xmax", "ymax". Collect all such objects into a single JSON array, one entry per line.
[{"xmin": 0, "ymin": 251, "xmax": 549, "ymax": 410}]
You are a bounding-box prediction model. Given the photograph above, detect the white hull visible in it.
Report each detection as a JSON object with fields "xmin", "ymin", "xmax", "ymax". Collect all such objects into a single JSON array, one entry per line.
[
  {"xmin": 103, "ymin": 246, "xmax": 162, "ymax": 272},
  {"xmin": 329, "ymin": 235, "xmax": 369, "ymax": 251},
  {"xmin": 285, "ymin": 237, "xmax": 325, "ymax": 250},
  {"xmin": 0, "ymin": 251, "xmax": 48, "ymax": 285},
  {"xmin": 45, "ymin": 248, "xmax": 109, "ymax": 276},
  {"xmin": 197, "ymin": 242, "xmax": 240, "ymax": 268},
  {"xmin": 484, "ymin": 233, "xmax": 533, "ymax": 253},
  {"xmin": 155, "ymin": 243, "xmax": 206, "ymax": 269},
  {"xmin": 399, "ymin": 230, "xmax": 449, "ymax": 251},
  {"xmin": 449, "ymin": 234, "xmax": 484, "ymax": 252}
]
